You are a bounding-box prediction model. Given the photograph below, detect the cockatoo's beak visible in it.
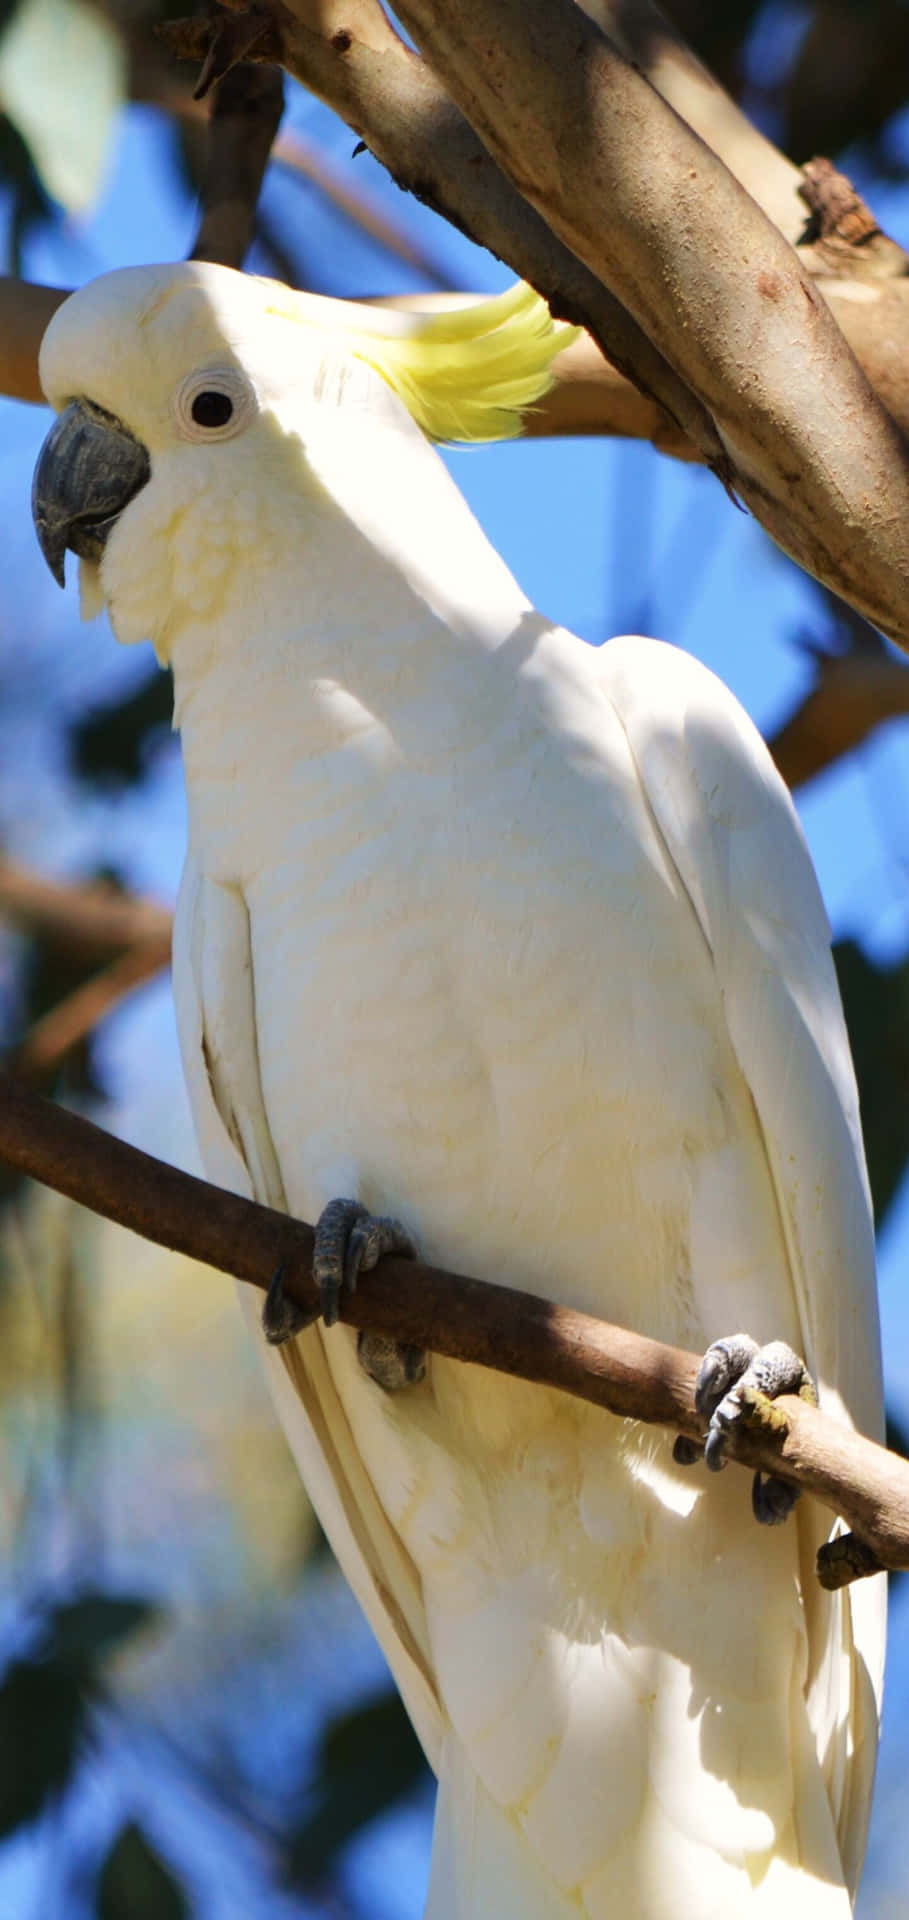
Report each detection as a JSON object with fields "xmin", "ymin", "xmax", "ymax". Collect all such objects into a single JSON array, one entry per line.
[{"xmin": 32, "ymin": 398, "xmax": 150, "ymax": 587}]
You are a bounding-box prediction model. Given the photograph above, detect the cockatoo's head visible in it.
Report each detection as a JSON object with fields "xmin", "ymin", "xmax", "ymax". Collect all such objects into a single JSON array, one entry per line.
[{"xmin": 32, "ymin": 261, "xmax": 574, "ymax": 659}]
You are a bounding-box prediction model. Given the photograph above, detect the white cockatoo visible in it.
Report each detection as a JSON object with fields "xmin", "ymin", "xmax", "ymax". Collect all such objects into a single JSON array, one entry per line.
[{"xmin": 32, "ymin": 262, "xmax": 885, "ymax": 1919}]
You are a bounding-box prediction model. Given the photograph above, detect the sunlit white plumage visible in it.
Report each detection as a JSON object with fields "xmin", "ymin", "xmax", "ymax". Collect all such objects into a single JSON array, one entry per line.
[{"xmin": 36, "ymin": 262, "xmax": 885, "ymax": 1917}]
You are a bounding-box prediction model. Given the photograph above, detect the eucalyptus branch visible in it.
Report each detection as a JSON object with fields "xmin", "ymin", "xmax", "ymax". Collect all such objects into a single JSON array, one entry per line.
[
  {"xmin": 386, "ymin": 0, "xmax": 909, "ymax": 650},
  {"xmin": 0, "ymin": 1071, "xmax": 904, "ymax": 1590}
]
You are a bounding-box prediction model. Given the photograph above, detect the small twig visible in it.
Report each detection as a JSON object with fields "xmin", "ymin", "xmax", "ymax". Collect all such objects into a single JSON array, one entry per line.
[
  {"xmin": 798, "ymin": 157, "xmax": 909, "ymax": 280},
  {"xmin": 767, "ymin": 643, "xmax": 909, "ymax": 790},
  {"xmin": 11, "ymin": 943, "xmax": 170, "ymax": 1079},
  {"xmin": 191, "ymin": 9, "xmax": 277, "ymax": 101},
  {"xmin": 0, "ymin": 860, "xmax": 172, "ymax": 964},
  {"xmin": 0, "ymin": 1072, "xmax": 903, "ymax": 1589}
]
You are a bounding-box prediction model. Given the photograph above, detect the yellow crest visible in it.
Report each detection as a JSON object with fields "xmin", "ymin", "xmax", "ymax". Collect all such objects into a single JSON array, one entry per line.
[{"xmin": 266, "ymin": 280, "xmax": 578, "ymax": 444}]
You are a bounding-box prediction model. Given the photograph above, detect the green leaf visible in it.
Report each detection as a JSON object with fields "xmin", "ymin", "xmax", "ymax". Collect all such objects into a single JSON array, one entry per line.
[
  {"xmin": 0, "ymin": 1592, "xmax": 160, "ymax": 1838},
  {"xmin": 0, "ymin": 1650, "xmax": 85, "ymax": 1835},
  {"xmin": 833, "ymin": 938, "xmax": 909, "ymax": 1230},
  {"xmin": 69, "ymin": 669, "xmax": 175, "ymax": 789},
  {"xmin": 283, "ymin": 1689, "xmax": 429, "ymax": 1887},
  {"xmin": 96, "ymin": 1822, "xmax": 190, "ymax": 1920},
  {"xmin": 0, "ymin": 107, "xmax": 48, "ymax": 271},
  {"xmin": 39, "ymin": 1593, "xmax": 159, "ymax": 1666},
  {"xmin": 0, "ymin": 0, "xmax": 124, "ymax": 211}
]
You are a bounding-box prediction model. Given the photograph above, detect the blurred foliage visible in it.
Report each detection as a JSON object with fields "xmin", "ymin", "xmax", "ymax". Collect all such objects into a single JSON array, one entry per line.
[
  {"xmin": 96, "ymin": 1821, "xmax": 189, "ymax": 1920},
  {"xmin": 0, "ymin": 0, "xmax": 125, "ymax": 212},
  {"xmin": 662, "ymin": 0, "xmax": 909, "ymax": 166},
  {"xmin": 283, "ymin": 1689, "xmax": 428, "ymax": 1890},
  {"xmin": 0, "ymin": 107, "xmax": 48, "ymax": 272},
  {"xmin": 0, "ymin": 1594, "xmax": 157, "ymax": 1838},
  {"xmin": 834, "ymin": 939, "xmax": 909, "ymax": 1232},
  {"xmin": 69, "ymin": 669, "xmax": 174, "ymax": 790}
]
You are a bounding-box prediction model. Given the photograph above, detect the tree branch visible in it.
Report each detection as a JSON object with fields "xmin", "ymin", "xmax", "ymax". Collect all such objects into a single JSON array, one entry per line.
[
  {"xmin": 0, "ymin": 859, "xmax": 172, "ymax": 963},
  {"xmin": 189, "ymin": 61, "xmax": 285, "ymax": 269},
  {"xmin": 382, "ymin": 0, "xmax": 909, "ymax": 649},
  {"xmin": 0, "ymin": 278, "xmax": 68, "ymax": 404},
  {"xmin": 0, "ymin": 861, "xmax": 173, "ymax": 1079},
  {"xmin": 767, "ymin": 641, "xmax": 909, "ymax": 790},
  {"xmin": 176, "ymin": 2, "xmax": 729, "ymax": 462},
  {"xmin": 0, "ymin": 1070, "xmax": 904, "ymax": 1590}
]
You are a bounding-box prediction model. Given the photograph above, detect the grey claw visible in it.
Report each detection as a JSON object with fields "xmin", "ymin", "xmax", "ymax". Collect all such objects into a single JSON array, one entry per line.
[
  {"xmin": 704, "ymin": 1419, "xmax": 731, "ymax": 1473},
  {"xmin": 357, "ymin": 1330, "xmax": 427, "ymax": 1392},
  {"xmin": 314, "ymin": 1198, "xmax": 369, "ymax": 1327},
  {"xmin": 262, "ymin": 1264, "xmax": 316, "ymax": 1346},
  {"xmin": 697, "ymin": 1332, "xmax": 815, "ymax": 1498},
  {"xmin": 695, "ymin": 1334, "xmax": 759, "ymax": 1420},
  {"xmin": 752, "ymin": 1471, "xmax": 800, "ymax": 1526},
  {"xmin": 313, "ymin": 1198, "xmax": 417, "ymax": 1331}
]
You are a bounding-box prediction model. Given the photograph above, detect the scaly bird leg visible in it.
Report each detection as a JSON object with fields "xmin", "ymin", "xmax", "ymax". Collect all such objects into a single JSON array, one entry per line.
[
  {"xmin": 262, "ymin": 1197, "xmax": 426, "ymax": 1392},
  {"xmin": 674, "ymin": 1333, "xmax": 816, "ymax": 1526}
]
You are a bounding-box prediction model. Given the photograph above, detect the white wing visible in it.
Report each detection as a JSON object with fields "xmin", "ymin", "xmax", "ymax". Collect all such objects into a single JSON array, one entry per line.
[
  {"xmin": 599, "ymin": 633, "xmax": 886, "ymax": 1890},
  {"xmin": 171, "ymin": 852, "xmax": 444, "ymax": 1769}
]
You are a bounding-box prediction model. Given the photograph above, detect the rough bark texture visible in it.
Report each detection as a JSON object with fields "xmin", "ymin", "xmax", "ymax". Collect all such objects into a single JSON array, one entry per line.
[{"xmin": 380, "ymin": 0, "xmax": 909, "ymax": 646}]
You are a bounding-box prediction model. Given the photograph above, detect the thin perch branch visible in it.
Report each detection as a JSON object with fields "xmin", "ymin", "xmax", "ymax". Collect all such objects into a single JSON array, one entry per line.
[{"xmin": 0, "ymin": 1071, "xmax": 902, "ymax": 1590}]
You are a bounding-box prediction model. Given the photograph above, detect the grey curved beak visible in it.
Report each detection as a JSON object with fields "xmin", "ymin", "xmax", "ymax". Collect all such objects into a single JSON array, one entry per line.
[{"xmin": 32, "ymin": 399, "xmax": 150, "ymax": 587}]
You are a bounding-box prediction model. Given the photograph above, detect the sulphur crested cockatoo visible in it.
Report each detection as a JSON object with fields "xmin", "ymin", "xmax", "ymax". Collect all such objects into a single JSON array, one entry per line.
[{"xmin": 32, "ymin": 262, "xmax": 885, "ymax": 1918}]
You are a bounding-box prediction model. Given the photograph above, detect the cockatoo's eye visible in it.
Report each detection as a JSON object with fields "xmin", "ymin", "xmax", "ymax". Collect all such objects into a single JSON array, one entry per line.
[
  {"xmin": 174, "ymin": 366, "xmax": 256, "ymax": 442},
  {"xmin": 192, "ymin": 390, "xmax": 233, "ymax": 429}
]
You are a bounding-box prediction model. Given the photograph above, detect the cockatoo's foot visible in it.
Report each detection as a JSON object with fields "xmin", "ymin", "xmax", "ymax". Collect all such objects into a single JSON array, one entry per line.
[
  {"xmin": 262, "ymin": 1199, "xmax": 424, "ymax": 1390},
  {"xmin": 676, "ymin": 1333, "xmax": 816, "ymax": 1526},
  {"xmin": 356, "ymin": 1331, "xmax": 427, "ymax": 1392}
]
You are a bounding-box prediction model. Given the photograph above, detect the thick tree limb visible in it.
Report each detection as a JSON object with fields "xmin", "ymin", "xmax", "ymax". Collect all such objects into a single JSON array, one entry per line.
[
  {"xmin": 571, "ymin": 0, "xmax": 810, "ymax": 246},
  {"xmin": 187, "ymin": 2, "xmax": 729, "ymax": 463},
  {"xmin": 0, "ymin": 1069, "xmax": 903, "ymax": 1590},
  {"xmin": 384, "ymin": 0, "xmax": 909, "ymax": 649}
]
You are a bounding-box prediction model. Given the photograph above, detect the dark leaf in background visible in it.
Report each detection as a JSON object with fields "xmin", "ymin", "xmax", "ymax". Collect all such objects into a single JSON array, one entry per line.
[
  {"xmin": 37, "ymin": 1593, "xmax": 158, "ymax": 1665},
  {"xmin": 662, "ymin": 0, "xmax": 909, "ymax": 172},
  {"xmin": 834, "ymin": 939, "xmax": 909, "ymax": 1231},
  {"xmin": 282, "ymin": 1688, "xmax": 429, "ymax": 1888},
  {"xmin": 0, "ymin": 1592, "xmax": 158, "ymax": 1839},
  {"xmin": 0, "ymin": 111, "xmax": 51, "ymax": 275},
  {"xmin": 0, "ymin": 1647, "xmax": 85, "ymax": 1836},
  {"xmin": 785, "ymin": 0, "xmax": 909, "ymax": 166},
  {"xmin": 886, "ymin": 1406, "xmax": 909, "ymax": 1461},
  {"xmin": 69, "ymin": 669, "xmax": 175, "ymax": 789},
  {"xmin": 96, "ymin": 1821, "xmax": 190, "ymax": 1920}
]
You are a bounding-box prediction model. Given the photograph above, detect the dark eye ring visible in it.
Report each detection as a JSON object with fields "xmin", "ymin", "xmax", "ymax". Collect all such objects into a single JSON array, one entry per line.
[{"xmin": 190, "ymin": 390, "xmax": 234, "ymax": 430}]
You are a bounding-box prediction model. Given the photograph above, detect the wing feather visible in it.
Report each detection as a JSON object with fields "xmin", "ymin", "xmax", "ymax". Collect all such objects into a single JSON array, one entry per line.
[
  {"xmin": 172, "ymin": 853, "xmax": 444, "ymax": 1769},
  {"xmin": 598, "ymin": 633, "xmax": 886, "ymax": 1888}
]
